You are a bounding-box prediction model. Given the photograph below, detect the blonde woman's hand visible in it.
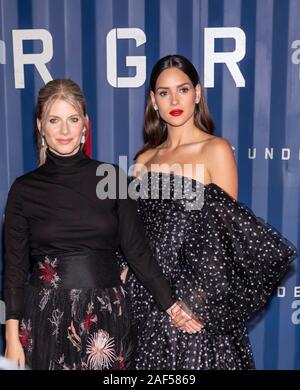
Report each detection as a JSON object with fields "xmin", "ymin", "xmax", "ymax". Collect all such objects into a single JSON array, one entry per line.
[{"xmin": 5, "ymin": 340, "xmax": 26, "ymax": 369}]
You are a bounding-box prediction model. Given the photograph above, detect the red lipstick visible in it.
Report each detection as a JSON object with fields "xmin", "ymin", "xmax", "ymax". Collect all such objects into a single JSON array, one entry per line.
[{"xmin": 169, "ymin": 109, "xmax": 183, "ymax": 116}]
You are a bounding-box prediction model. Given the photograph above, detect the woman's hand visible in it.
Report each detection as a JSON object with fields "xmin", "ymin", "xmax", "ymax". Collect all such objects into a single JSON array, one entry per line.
[
  {"xmin": 5, "ymin": 319, "xmax": 25, "ymax": 369},
  {"xmin": 5, "ymin": 340, "xmax": 26, "ymax": 369},
  {"xmin": 120, "ymin": 267, "xmax": 129, "ymax": 284},
  {"xmin": 171, "ymin": 303, "xmax": 204, "ymax": 333},
  {"xmin": 166, "ymin": 301, "xmax": 203, "ymax": 334}
]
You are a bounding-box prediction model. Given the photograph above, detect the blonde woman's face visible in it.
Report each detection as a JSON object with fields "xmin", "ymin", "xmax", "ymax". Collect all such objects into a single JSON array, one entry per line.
[{"xmin": 38, "ymin": 98, "xmax": 85, "ymax": 157}]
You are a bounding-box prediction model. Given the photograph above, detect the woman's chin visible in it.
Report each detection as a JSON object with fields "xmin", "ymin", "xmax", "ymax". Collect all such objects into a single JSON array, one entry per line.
[{"xmin": 49, "ymin": 144, "xmax": 80, "ymax": 156}]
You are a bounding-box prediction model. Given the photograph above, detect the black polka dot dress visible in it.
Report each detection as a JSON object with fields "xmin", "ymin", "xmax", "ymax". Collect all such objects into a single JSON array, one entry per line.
[{"xmin": 124, "ymin": 172, "xmax": 297, "ymax": 370}]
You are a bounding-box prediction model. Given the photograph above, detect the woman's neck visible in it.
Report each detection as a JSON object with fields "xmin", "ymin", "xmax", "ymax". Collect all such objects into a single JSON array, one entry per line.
[{"xmin": 164, "ymin": 123, "xmax": 202, "ymax": 149}]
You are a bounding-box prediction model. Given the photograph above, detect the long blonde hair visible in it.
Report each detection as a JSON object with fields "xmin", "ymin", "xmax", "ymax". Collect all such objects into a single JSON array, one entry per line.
[{"xmin": 36, "ymin": 79, "xmax": 88, "ymax": 166}]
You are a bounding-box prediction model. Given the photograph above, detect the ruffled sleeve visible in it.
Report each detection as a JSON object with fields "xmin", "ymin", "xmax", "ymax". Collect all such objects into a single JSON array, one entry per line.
[{"xmin": 176, "ymin": 183, "xmax": 297, "ymax": 335}]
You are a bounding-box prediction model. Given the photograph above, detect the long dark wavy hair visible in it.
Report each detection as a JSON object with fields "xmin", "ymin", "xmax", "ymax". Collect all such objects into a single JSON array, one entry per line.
[{"xmin": 135, "ymin": 54, "xmax": 215, "ymax": 159}]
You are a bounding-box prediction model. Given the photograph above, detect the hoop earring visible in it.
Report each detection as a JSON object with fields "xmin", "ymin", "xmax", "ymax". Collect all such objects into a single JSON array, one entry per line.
[{"xmin": 41, "ymin": 135, "xmax": 45, "ymax": 147}]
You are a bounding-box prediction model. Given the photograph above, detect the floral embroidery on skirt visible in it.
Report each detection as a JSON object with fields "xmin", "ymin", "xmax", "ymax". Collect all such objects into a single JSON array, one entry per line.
[{"xmin": 21, "ymin": 255, "xmax": 133, "ymax": 370}]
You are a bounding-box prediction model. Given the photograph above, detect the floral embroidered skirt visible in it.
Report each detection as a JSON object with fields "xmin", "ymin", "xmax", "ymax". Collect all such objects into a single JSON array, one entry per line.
[{"xmin": 19, "ymin": 253, "xmax": 133, "ymax": 370}]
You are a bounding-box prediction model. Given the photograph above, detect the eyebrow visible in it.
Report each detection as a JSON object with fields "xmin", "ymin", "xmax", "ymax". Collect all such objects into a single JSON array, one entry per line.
[
  {"xmin": 156, "ymin": 82, "xmax": 191, "ymax": 91},
  {"xmin": 47, "ymin": 113, "xmax": 80, "ymax": 117}
]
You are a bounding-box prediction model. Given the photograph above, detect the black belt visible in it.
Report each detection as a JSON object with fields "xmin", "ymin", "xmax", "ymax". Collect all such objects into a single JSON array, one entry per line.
[{"xmin": 29, "ymin": 250, "xmax": 121, "ymax": 289}]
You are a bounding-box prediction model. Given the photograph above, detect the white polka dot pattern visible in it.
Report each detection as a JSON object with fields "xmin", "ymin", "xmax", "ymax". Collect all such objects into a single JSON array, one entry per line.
[{"xmin": 125, "ymin": 172, "xmax": 297, "ymax": 370}]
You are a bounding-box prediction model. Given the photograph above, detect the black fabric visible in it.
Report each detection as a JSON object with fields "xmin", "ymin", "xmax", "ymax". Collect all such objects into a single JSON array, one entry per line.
[
  {"xmin": 21, "ymin": 279, "xmax": 133, "ymax": 370},
  {"xmin": 29, "ymin": 250, "xmax": 121, "ymax": 289},
  {"xmin": 3, "ymin": 149, "xmax": 174, "ymax": 320},
  {"xmin": 124, "ymin": 172, "xmax": 297, "ymax": 370}
]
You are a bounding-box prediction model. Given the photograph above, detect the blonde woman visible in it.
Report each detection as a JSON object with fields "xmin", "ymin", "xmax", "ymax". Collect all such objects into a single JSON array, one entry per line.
[{"xmin": 3, "ymin": 79, "xmax": 198, "ymax": 370}]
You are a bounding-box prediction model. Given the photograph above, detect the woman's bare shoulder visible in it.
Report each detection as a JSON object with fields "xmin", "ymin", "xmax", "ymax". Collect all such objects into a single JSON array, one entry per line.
[
  {"xmin": 202, "ymin": 136, "xmax": 233, "ymax": 152},
  {"xmin": 135, "ymin": 148, "xmax": 158, "ymax": 165},
  {"xmin": 201, "ymin": 136, "xmax": 235, "ymax": 162}
]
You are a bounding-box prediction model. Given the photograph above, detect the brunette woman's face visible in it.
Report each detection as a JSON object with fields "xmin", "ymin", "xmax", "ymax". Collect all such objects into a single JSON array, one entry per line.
[
  {"xmin": 151, "ymin": 67, "xmax": 200, "ymax": 128},
  {"xmin": 38, "ymin": 99, "xmax": 85, "ymax": 156}
]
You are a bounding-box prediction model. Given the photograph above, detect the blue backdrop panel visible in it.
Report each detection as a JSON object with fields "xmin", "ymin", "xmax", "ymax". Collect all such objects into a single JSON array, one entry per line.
[{"xmin": 0, "ymin": 0, "xmax": 299, "ymax": 369}]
